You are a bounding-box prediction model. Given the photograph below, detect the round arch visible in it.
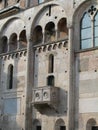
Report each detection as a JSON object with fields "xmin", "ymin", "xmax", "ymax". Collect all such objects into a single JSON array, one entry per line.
[
  {"xmin": 0, "ymin": 36, "xmax": 8, "ymax": 53},
  {"xmin": 72, "ymin": 0, "xmax": 97, "ymax": 51},
  {"xmin": 45, "ymin": 22, "xmax": 55, "ymax": 43},
  {"xmin": 32, "ymin": 119, "xmax": 41, "ymax": 130},
  {"xmin": 32, "ymin": 25, "xmax": 43, "ymax": 44},
  {"xmin": 55, "ymin": 118, "xmax": 66, "ymax": 130},
  {"xmin": 19, "ymin": 30, "xmax": 27, "ymax": 49},
  {"xmin": 86, "ymin": 118, "xmax": 97, "ymax": 130},
  {"xmin": 1, "ymin": 17, "xmax": 19, "ymax": 35},
  {"xmin": 0, "ymin": 17, "xmax": 26, "ymax": 38},
  {"xmin": 30, "ymin": 3, "xmax": 67, "ymax": 41},
  {"xmin": 57, "ymin": 17, "xmax": 68, "ymax": 40},
  {"xmin": 9, "ymin": 33, "xmax": 17, "ymax": 51}
]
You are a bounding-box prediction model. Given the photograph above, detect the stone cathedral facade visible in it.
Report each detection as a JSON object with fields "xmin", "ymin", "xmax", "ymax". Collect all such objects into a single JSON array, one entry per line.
[{"xmin": 0, "ymin": 0, "xmax": 98, "ymax": 130}]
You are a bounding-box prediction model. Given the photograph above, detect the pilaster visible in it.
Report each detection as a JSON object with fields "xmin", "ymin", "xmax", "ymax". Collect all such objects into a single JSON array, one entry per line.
[
  {"xmin": 24, "ymin": 37, "xmax": 34, "ymax": 130},
  {"xmin": 67, "ymin": 23, "xmax": 75, "ymax": 130}
]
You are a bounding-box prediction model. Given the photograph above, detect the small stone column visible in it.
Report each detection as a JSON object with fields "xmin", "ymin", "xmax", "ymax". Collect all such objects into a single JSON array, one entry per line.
[
  {"xmin": 43, "ymin": 30, "xmax": 45, "ymax": 44},
  {"xmin": 17, "ymin": 37, "xmax": 20, "ymax": 50},
  {"xmin": 7, "ymin": 39, "xmax": 10, "ymax": 52},
  {"xmin": 67, "ymin": 23, "xmax": 75, "ymax": 130},
  {"xmin": 55, "ymin": 25, "xmax": 58, "ymax": 41}
]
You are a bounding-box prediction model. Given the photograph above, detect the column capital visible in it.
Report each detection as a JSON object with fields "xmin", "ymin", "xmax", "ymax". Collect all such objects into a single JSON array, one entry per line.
[{"xmin": 67, "ymin": 22, "xmax": 73, "ymax": 29}]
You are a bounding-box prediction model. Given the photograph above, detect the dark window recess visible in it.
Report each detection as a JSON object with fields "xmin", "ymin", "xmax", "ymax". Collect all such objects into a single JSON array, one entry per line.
[
  {"xmin": 4, "ymin": 0, "xmax": 8, "ymax": 7},
  {"xmin": 48, "ymin": 54, "xmax": 54, "ymax": 73},
  {"xmin": 17, "ymin": 0, "xmax": 20, "ymax": 3},
  {"xmin": 49, "ymin": 5, "xmax": 51, "ymax": 16},
  {"xmin": 8, "ymin": 65, "xmax": 13, "ymax": 89},
  {"xmin": 92, "ymin": 126, "xmax": 98, "ymax": 130},
  {"xmin": 36, "ymin": 126, "xmax": 41, "ymax": 130},
  {"xmin": 47, "ymin": 76, "xmax": 54, "ymax": 86},
  {"xmin": 60, "ymin": 126, "xmax": 66, "ymax": 130}
]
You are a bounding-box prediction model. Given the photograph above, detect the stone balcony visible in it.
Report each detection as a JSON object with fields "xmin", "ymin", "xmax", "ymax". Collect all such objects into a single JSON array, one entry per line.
[{"xmin": 32, "ymin": 86, "xmax": 60, "ymax": 112}]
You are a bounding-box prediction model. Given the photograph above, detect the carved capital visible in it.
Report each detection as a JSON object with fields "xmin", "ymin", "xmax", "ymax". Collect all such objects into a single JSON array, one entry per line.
[{"xmin": 67, "ymin": 22, "xmax": 73, "ymax": 28}]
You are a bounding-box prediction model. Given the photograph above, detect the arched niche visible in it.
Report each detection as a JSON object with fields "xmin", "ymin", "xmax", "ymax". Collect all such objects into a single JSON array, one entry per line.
[
  {"xmin": 55, "ymin": 119, "xmax": 66, "ymax": 130},
  {"xmin": 33, "ymin": 119, "xmax": 41, "ymax": 130},
  {"xmin": 48, "ymin": 54, "xmax": 54, "ymax": 73},
  {"xmin": 45, "ymin": 22, "xmax": 55, "ymax": 43},
  {"xmin": 19, "ymin": 30, "xmax": 27, "ymax": 49},
  {"xmin": 0, "ymin": 36, "xmax": 8, "ymax": 54},
  {"xmin": 86, "ymin": 118, "xmax": 97, "ymax": 130},
  {"xmin": 58, "ymin": 18, "xmax": 68, "ymax": 40},
  {"xmin": 72, "ymin": 0, "xmax": 97, "ymax": 51},
  {"xmin": 30, "ymin": 4, "xmax": 67, "ymax": 44},
  {"xmin": 7, "ymin": 64, "xmax": 14, "ymax": 89},
  {"xmin": 32, "ymin": 25, "xmax": 43, "ymax": 44},
  {"xmin": 2, "ymin": 18, "xmax": 25, "ymax": 36},
  {"xmin": 9, "ymin": 33, "xmax": 17, "ymax": 51}
]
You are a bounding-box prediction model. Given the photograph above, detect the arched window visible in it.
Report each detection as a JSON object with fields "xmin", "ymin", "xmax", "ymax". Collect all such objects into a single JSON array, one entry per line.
[
  {"xmin": 32, "ymin": 26, "xmax": 43, "ymax": 44},
  {"xmin": 58, "ymin": 18, "xmax": 68, "ymax": 40},
  {"xmin": 55, "ymin": 119, "xmax": 66, "ymax": 130},
  {"xmin": 80, "ymin": 13, "xmax": 92, "ymax": 49},
  {"xmin": 19, "ymin": 30, "xmax": 27, "ymax": 48},
  {"xmin": 80, "ymin": 6, "xmax": 98, "ymax": 49},
  {"xmin": 8, "ymin": 64, "xmax": 13, "ymax": 89},
  {"xmin": 0, "ymin": 36, "xmax": 8, "ymax": 53},
  {"xmin": 45, "ymin": 22, "xmax": 55, "ymax": 43},
  {"xmin": 94, "ymin": 12, "xmax": 98, "ymax": 47},
  {"xmin": 33, "ymin": 119, "xmax": 41, "ymax": 130},
  {"xmin": 47, "ymin": 75, "xmax": 54, "ymax": 86},
  {"xmin": 48, "ymin": 54, "xmax": 54, "ymax": 73},
  {"xmin": 86, "ymin": 118, "xmax": 97, "ymax": 130},
  {"xmin": 9, "ymin": 33, "xmax": 17, "ymax": 51}
]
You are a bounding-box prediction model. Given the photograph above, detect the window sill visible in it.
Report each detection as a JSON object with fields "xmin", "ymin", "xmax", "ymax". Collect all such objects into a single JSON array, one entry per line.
[{"xmin": 75, "ymin": 47, "xmax": 98, "ymax": 53}]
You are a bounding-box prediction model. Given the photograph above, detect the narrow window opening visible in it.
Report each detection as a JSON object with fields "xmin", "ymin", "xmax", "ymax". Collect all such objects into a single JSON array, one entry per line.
[
  {"xmin": 49, "ymin": 5, "xmax": 51, "ymax": 16},
  {"xmin": 8, "ymin": 65, "xmax": 13, "ymax": 89},
  {"xmin": 4, "ymin": 0, "xmax": 8, "ymax": 7},
  {"xmin": 94, "ymin": 12, "xmax": 98, "ymax": 47},
  {"xmin": 80, "ymin": 13, "xmax": 92, "ymax": 49},
  {"xmin": 47, "ymin": 76, "xmax": 54, "ymax": 86},
  {"xmin": 48, "ymin": 54, "xmax": 54, "ymax": 73}
]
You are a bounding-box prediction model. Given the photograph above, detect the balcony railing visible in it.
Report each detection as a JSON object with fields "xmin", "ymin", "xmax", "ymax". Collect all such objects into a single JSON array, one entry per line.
[{"xmin": 32, "ymin": 86, "xmax": 60, "ymax": 111}]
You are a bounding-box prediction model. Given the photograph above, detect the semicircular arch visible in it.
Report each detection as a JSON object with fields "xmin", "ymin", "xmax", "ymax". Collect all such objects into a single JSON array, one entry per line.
[
  {"xmin": 72, "ymin": 0, "xmax": 97, "ymax": 51},
  {"xmin": 30, "ymin": 3, "xmax": 67, "ymax": 40},
  {"xmin": 1, "ymin": 17, "xmax": 26, "ymax": 39}
]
